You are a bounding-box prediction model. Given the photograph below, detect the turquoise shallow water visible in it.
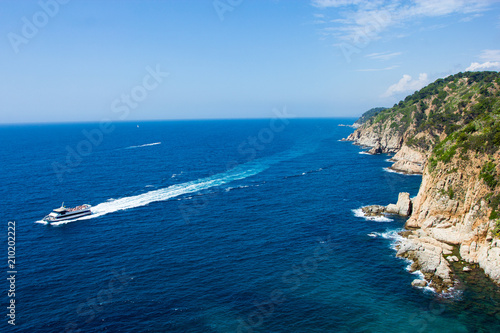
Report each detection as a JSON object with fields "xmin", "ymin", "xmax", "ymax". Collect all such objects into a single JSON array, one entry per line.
[{"xmin": 1, "ymin": 119, "xmax": 499, "ymax": 332}]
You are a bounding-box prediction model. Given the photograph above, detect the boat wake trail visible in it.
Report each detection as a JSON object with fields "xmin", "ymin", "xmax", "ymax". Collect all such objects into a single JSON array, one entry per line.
[
  {"xmin": 51, "ymin": 148, "xmax": 305, "ymax": 225},
  {"xmin": 125, "ymin": 142, "xmax": 161, "ymax": 149}
]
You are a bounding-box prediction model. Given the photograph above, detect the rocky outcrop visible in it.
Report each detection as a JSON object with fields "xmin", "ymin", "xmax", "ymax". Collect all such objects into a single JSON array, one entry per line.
[
  {"xmin": 389, "ymin": 145, "xmax": 426, "ymax": 174},
  {"xmin": 362, "ymin": 192, "xmax": 413, "ymax": 217},
  {"xmin": 396, "ymin": 229, "xmax": 455, "ymax": 292},
  {"xmin": 344, "ymin": 128, "xmax": 425, "ymax": 174},
  {"xmin": 345, "ymin": 126, "xmax": 403, "ymax": 154},
  {"xmin": 397, "ymin": 192, "xmax": 412, "ymax": 216},
  {"xmin": 405, "ymin": 150, "xmax": 500, "ymax": 288},
  {"xmin": 361, "ymin": 205, "xmax": 386, "ymax": 217},
  {"xmin": 368, "ymin": 142, "xmax": 383, "ymax": 155},
  {"xmin": 411, "ymin": 279, "xmax": 427, "ymax": 288}
]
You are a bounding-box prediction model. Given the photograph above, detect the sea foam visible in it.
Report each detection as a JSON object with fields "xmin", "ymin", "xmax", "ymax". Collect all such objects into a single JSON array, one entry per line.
[
  {"xmin": 383, "ymin": 167, "xmax": 421, "ymax": 176},
  {"xmin": 352, "ymin": 208, "xmax": 394, "ymax": 222}
]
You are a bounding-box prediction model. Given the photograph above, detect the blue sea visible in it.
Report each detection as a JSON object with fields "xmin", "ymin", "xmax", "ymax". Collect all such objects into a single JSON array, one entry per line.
[{"xmin": 1, "ymin": 119, "xmax": 499, "ymax": 332}]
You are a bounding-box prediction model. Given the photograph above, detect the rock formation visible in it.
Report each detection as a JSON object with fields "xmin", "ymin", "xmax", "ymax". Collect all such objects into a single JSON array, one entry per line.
[
  {"xmin": 363, "ymin": 192, "xmax": 413, "ymax": 217},
  {"xmin": 389, "ymin": 145, "xmax": 426, "ymax": 174}
]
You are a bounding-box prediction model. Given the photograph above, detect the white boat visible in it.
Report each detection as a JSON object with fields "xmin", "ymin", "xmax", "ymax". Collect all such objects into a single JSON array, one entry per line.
[{"xmin": 43, "ymin": 203, "xmax": 92, "ymax": 223}]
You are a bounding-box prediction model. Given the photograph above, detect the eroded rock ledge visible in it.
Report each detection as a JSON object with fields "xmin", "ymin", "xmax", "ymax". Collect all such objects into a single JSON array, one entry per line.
[
  {"xmin": 361, "ymin": 193, "xmax": 460, "ymax": 293},
  {"xmin": 343, "ymin": 128, "xmax": 426, "ymax": 175},
  {"xmin": 397, "ymin": 229, "xmax": 456, "ymax": 292}
]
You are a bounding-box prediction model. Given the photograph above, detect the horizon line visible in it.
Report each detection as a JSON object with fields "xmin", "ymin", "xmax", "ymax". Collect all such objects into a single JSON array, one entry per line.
[{"xmin": 0, "ymin": 116, "xmax": 360, "ymax": 126}]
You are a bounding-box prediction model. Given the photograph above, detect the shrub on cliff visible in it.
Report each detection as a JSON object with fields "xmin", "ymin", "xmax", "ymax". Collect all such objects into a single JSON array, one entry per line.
[
  {"xmin": 481, "ymin": 161, "xmax": 499, "ymax": 190},
  {"xmin": 353, "ymin": 71, "xmax": 500, "ymax": 187},
  {"xmin": 494, "ymin": 221, "xmax": 500, "ymax": 237},
  {"xmin": 354, "ymin": 107, "xmax": 388, "ymax": 126}
]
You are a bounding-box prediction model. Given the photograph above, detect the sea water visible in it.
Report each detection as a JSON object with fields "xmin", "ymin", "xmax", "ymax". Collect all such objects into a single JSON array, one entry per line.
[{"xmin": 1, "ymin": 119, "xmax": 499, "ymax": 332}]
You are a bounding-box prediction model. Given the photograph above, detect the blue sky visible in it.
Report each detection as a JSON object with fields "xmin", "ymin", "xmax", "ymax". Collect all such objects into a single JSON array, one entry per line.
[{"xmin": 1, "ymin": 0, "xmax": 500, "ymax": 124}]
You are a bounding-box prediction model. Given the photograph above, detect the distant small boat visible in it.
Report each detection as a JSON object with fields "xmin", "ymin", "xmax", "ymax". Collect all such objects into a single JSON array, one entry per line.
[{"xmin": 42, "ymin": 202, "xmax": 92, "ymax": 223}]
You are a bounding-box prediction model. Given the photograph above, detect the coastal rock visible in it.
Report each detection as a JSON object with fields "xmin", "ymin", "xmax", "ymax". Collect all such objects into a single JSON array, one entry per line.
[
  {"xmin": 411, "ymin": 279, "xmax": 427, "ymax": 288},
  {"xmin": 462, "ymin": 240, "xmax": 500, "ymax": 282},
  {"xmin": 396, "ymin": 231, "xmax": 454, "ymax": 292},
  {"xmin": 361, "ymin": 205, "xmax": 386, "ymax": 217},
  {"xmin": 405, "ymin": 150, "xmax": 500, "ymax": 285},
  {"xmin": 343, "ymin": 125, "xmax": 402, "ymax": 154},
  {"xmin": 391, "ymin": 145, "xmax": 426, "ymax": 164},
  {"xmin": 386, "ymin": 204, "xmax": 399, "ymax": 214},
  {"xmin": 463, "ymin": 266, "xmax": 472, "ymax": 272},
  {"xmin": 390, "ymin": 160, "xmax": 423, "ymax": 174},
  {"xmin": 395, "ymin": 192, "xmax": 412, "ymax": 217},
  {"xmin": 389, "ymin": 146, "xmax": 426, "ymax": 174},
  {"xmin": 446, "ymin": 256, "xmax": 459, "ymax": 262},
  {"xmin": 368, "ymin": 142, "xmax": 383, "ymax": 155},
  {"xmin": 362, "ymin": 193, "xmax": 414, "ymax": 218},
  {"xmin": 383, "ymin": 193, "xmax": 413, "ymax": 217}
]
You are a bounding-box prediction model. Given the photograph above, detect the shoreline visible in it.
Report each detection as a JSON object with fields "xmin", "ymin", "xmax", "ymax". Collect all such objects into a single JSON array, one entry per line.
[
  {"xmin": 344, "ymin": 132, "xmax": 500, "ymax": 293},
  {"xmin": 354, "ymin": 194, "xmax": 479, "ymax": 294}
]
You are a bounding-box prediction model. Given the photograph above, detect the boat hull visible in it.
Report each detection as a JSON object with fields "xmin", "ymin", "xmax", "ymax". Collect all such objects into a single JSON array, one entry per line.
[{"xmin": 43, "ymin": 207, "xmax": 92, "ymax": 224}]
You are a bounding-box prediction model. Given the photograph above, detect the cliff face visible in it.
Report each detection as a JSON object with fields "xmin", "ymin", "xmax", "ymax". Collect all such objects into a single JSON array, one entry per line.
[
  {"xmin": 407, "ymin": 150, "xmax": 500, "ymax": 286},
  {"xmin": 345, "ymin": 71, "xmax": 500, "ymax": 291},
  {"xmin": 345, "ymin": 123, "xmax": 404, "ymax": 154},
  {"xmin": 346, "ymin": 128, "xmax": 426, "ymax": 174}
]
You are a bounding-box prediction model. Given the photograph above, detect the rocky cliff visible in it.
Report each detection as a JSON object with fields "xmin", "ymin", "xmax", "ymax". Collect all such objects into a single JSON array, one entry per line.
[{"xmin": 345, "ymin": 71, "xmax": 500, "ymax": 292}]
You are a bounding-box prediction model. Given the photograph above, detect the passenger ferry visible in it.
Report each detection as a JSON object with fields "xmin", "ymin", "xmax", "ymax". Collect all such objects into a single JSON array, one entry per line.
[{"xmin": 43, "ymin": 203, "xmax": 92, "ymax": 223}]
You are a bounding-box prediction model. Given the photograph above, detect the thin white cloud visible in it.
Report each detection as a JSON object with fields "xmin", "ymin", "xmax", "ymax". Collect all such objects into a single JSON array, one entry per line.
[
  {"xmin": 330, "ymin": 18, "xmax": 351, "ymax": 24},
  {"xmin": 312, "ymin": 0, "xmax": 497, "ymax": 42},
  {"xmin": 357, "ymin": 65, "xmax": 399, "ymax": 72},
  {"xmin": 407, "ymin": 0, "xmax": 491, "ymax": 17},
  {"xmin": 366, "ymin": 51, "xmax": 402, "ymax": 61},
  {"xmin": 460, "ymin": 13, "xmax": 483, "ymax": 22},
  {"xmin": 382, "ymin": 73, "xmax": 429, "ymax": 98},
  {"xmin": 419, "ymin": 23, "xmax": 448, "ymax": 32},
  {"xmin": 479, "ymin": 49, "xmax": 500, "ymax": 62},
  {"xmin": 466, "ymin": 62, "xmax": 500, "ymax": 71},
  {"xmin": 312, "ymin": 0, "xmax": 364, "ymax": 7}
]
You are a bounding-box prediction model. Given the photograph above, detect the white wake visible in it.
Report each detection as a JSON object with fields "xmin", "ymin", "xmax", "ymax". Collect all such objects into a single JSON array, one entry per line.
[
  {"xmin": 46, "ymin": 149, "xmax": 304, "ymax": 225},
  {"xmin": 125, "ymin": 142, "xmax": 162, "ymax": 149}
]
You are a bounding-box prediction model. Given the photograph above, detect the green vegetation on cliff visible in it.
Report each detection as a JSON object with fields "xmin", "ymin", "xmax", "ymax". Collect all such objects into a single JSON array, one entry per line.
[
  {"xmin": 359, "ymin": 71, "xmax": 500, "ymax": 222},
  {"xmin": 354, "ymin": 107, "xmax": 387, "ymax": 126},
  {"xmin": 363, "ymin": 71, "xmax": 500, "ymax": 143}
]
